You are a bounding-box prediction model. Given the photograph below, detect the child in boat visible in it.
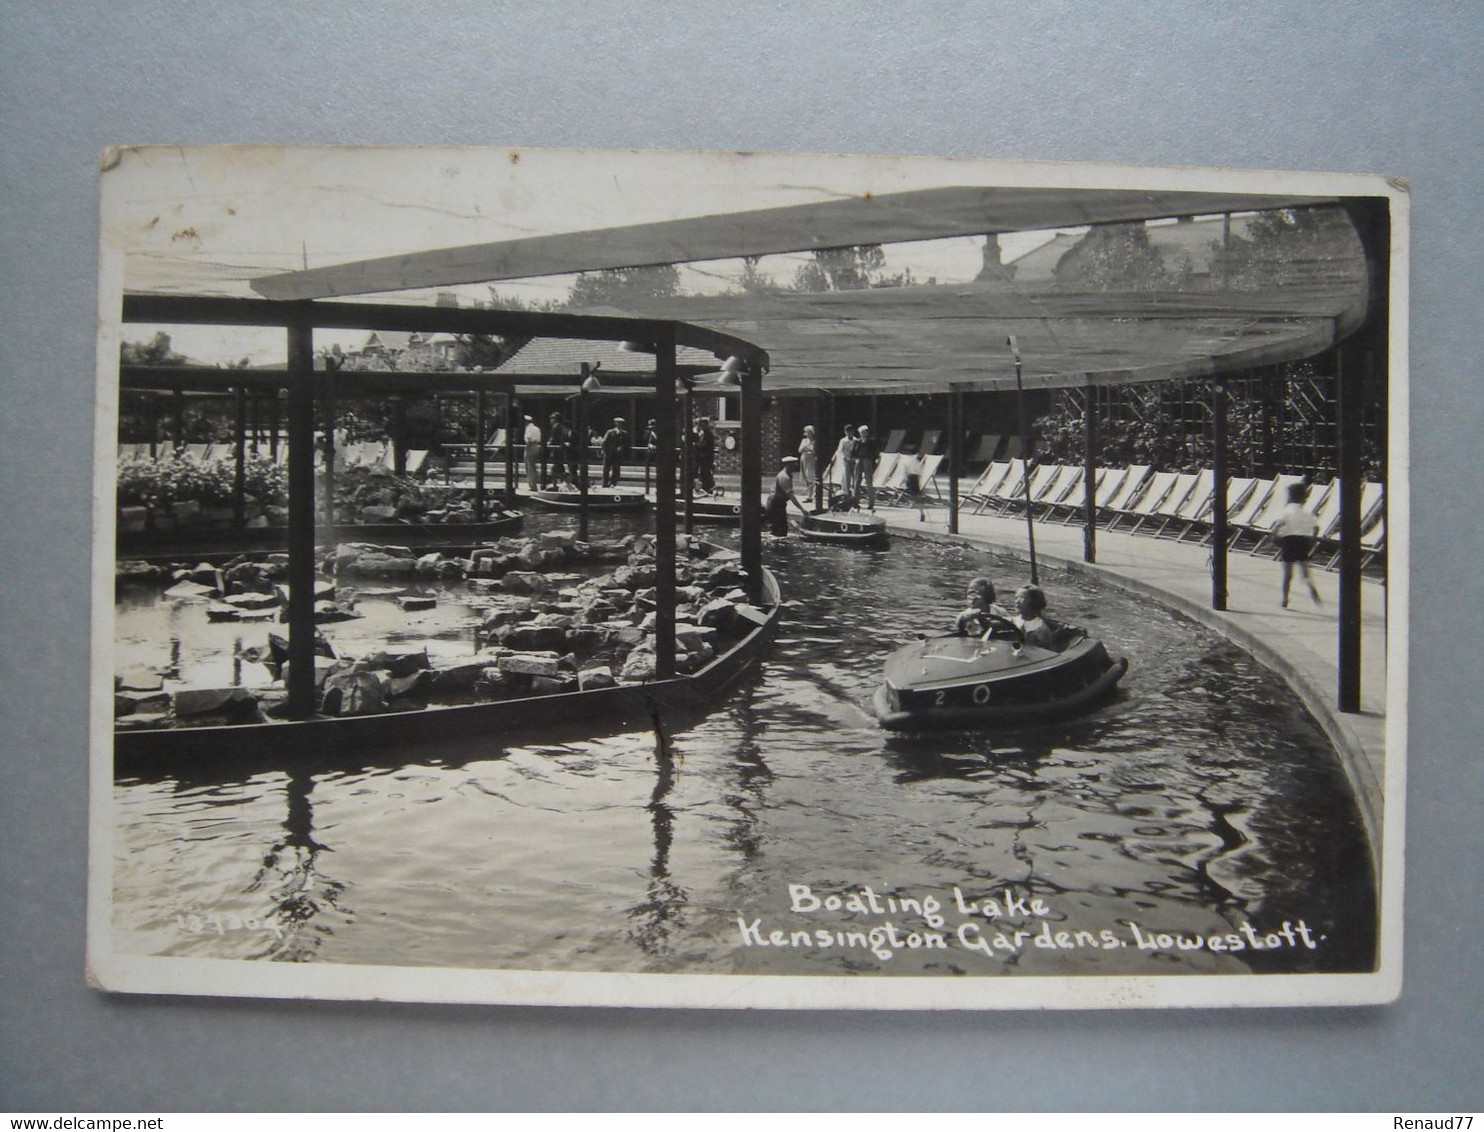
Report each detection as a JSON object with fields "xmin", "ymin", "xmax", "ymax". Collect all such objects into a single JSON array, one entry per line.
[
  {"xmin": 1012, "ymin": 584, "xmax": 1062, "ymax": 650},
  {"xmin": 954, "ymin": 577, "xmax": 1014, "ymax": 637}
]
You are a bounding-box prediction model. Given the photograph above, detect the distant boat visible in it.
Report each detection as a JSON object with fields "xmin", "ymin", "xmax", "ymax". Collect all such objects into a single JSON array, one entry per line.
[
  {"xmin": 525, "ymin": 489, "xmax": 648, "ymax": 512},
  {"xmin": 873, "ymin": 630, "xmax": 1126, "ymax": 731}
]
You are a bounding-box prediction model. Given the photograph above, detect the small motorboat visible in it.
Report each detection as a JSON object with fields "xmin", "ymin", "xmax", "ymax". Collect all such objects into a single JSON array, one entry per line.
[
  {"xmin": 799, "ymin": 510, "xmax": 888, "ymax": 547},
  {"xmin": 872, "ymin": 628, "xmax": 1127, "ymax": 731},
  {"xmin": 525, "ymin": 488, "xmax": 649, "ymax": 512},
  {"xmin": 675, "ymin": 497, "xmax": 744, "ymax": 525}
]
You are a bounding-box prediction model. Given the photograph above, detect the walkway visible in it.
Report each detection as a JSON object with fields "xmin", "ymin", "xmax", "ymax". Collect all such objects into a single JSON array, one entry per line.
[{"xmin": 693, "ymin": 473, "xmax": 1393, "ymax": 868}]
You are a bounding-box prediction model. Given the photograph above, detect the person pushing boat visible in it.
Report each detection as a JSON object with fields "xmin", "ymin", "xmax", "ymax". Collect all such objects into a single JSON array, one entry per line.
[{"xmin": 766, "ymin": 455, "xmax": 810, "ymax": 536}]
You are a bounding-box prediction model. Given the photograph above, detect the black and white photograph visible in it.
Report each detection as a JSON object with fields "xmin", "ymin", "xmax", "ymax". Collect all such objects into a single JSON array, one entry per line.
[{"xmin": 89, "ymin": 146, "xmax": 1405, "ymax": 1010}]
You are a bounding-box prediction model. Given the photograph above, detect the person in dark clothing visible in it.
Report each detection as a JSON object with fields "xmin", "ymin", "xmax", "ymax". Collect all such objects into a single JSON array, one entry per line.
[
  {"xmin": 854, "ymin": 424, "xmax": 882, "ymax": 510},
  {"xmin": 600, "ymin": 417, "xmax": 629, "ymax": 487},
  {"xmin": 765, "ymin": 455, "xmax": 810, "ymax": 536},
  {"xmin": 545, "ymin": 412, "xmax": 572, "ymax": 489},
  {"xmin": 693, "ymin": 416, "xmax": 717, "ymax": 495}
]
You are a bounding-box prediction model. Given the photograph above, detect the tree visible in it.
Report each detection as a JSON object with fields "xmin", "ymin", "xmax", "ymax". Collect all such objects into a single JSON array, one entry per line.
[
  {"xmin": 121, "ymin": 331, "xmax": 187, "ymax": 366},
  {"xmin": 566, "ymin": 264, "xmax": 681, "ymax": 308},
  {"xmin": 1208, "ymin": 206, "xmax": 1362, "ymax": 291},
  {"xmin": 1055, "ymin": 223, "xmax": 1172, "ymax": 291},
  {"xmin": 790, "ymin": 245, "xmax": 915, "ymax": 292}
]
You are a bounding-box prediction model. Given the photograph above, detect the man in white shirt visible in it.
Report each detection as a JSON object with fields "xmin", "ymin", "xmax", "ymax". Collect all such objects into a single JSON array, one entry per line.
[{"xmin": 522, "ymin": 414, "xmax": 542, "ymax": 491}]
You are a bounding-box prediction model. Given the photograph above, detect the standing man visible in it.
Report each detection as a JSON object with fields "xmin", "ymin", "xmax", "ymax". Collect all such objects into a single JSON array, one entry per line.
[
  {"xmin": 693, "ymin": 415, "xmax": 717, "ymax": 495},
  {"xmin": 546, "ymin": 411, "xmax": 572, "ymax": 489},
  {"xmin": 521, "ymin": 413, "xmax": 542, "ymax": 492},
  {"xmin": 765, "ymin": 455, "xmax": 810, "ymax": 536},
  {"xmin": 601, "ymin": 416, "xmax": 629, "ymax": 487},
  {"xmin": 834, "ymin": 424, "xmax": 858, "ymax": 505},
  {"xmin": 855, "ymin": 423, "xmax": 881, "ymax": 511}
]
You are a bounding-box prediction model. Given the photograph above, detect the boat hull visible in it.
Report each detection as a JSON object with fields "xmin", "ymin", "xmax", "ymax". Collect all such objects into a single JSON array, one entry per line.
[
  {"xmin": 525, "ymin": 490, "xmax": 648, "ymax": 512},
  {"xmin": 115, "ymin": 568, "xmax": 782, "ymax": 769},
  {"xmin": 800, "ymin": 512, "xmax": 888, "ymax": 547},
  {"xmin": 873, "ymin": 633, "xmax": 1126, "ymax": 731}
]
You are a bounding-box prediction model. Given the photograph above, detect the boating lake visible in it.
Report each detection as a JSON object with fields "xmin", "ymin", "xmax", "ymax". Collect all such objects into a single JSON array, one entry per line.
[{"xmin": 112, "ymin": 517, "xmax": 1377, "ymax": 978}]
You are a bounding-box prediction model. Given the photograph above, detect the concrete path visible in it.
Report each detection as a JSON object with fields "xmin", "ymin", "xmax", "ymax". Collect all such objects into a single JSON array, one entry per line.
[{"xmin": 689, "ymin": 473, "xmax": 1394, "ymax": 866}]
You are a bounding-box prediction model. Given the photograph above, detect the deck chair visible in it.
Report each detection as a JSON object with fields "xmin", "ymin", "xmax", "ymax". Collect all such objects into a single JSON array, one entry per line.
[
  {"xmin": 1236, "ymin": 473, "xmax": 1307, "ymax": 550},
  {"xmin": 1124, "ymin": 472, "xmax": 1195, "ymax": 534},
  {"xmin": 183, "ymin": 443, "xmax": 211, "ymax": 462},
  {"xmin": 1002, "ymin": 463, "xmax": 1061, "ymax": 514},
  {"xmin": 404, "ymin": 449, "xmax": 430, "ymax": 475},
  {"xmin": 1037, "ymin": 466, "xmax": 1087, "ymax": 521},
  {"xmin": 1000, "ymin": 436, "xmax": 1026, "ymax": 460},
  {"xmin": 968, "ymin": 434, "xmax": 1001, "ymax": 465},
  {"xmin": 1218, "ymin": 478, "xmax": 1276, "ymax": 545},
  {"xmin": 1193, "ymin": 476, "xmax": 1262, "ymax": 544},
  {"xmin": 875, "ymin": 453, "xmax": 914, "ymax": 501},
  {"xmin": 917, "ymin": 429, "xmax": 942, "ymax": 456},
  {"xmin": 871, "ymin": 451, "xmax": 902, "ymax": 491},
  {"xmin": 883, "ymin": 428, "xmax": 907, "ymax": 454},
  {"xmin": 977, "ymin": 458, "xmax": 1031, "ymax": 514},
  {"xmin": 1316, "ymin": 482, "xmax": 1385, "ymax": 565},
  {"xmin": 964, "ymin": 461, "xmax": 1011, "ymax": 506},
  {"xmin": 1052, "ymin": 466, "xmax": 1114, "ymax": 525},
  {"xmin": 1143, "ymin": 472, "xmax": 1204, "ymax": 537},
  {"xmin": 916, "ymin": 453, "xmax": 945, "ymax": 498},
  {"xmin": 1020, "ymin": 465, "xmax": 1075, "ymax": 516},
  {"xmin": 1107, "ymin": 470, "xmax": 1179, "ymax": 531},
  {"xmin": 1098, "ymin": 466, "xmax": 1152, "ymax": 526},
  {"xmin": 1157, "ymin": 470, "xmax": 1214, "ymax": 539}
]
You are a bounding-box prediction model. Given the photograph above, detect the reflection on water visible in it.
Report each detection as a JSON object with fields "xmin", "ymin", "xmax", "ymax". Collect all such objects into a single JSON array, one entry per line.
[{"xmin": 113, "ymin": 521, "xmax": 1376, "ymax": 978}]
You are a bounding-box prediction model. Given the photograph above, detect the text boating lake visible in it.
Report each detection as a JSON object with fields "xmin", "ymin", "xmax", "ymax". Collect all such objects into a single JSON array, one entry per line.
[{"xmin": 113, "ymin": 518, "xmax": 1376, "ymax": 977}]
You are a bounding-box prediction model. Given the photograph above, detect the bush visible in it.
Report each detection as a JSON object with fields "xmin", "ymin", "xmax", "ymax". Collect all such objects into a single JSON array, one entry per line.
[{"xmin": 116, "ymin": 455, "xmax": 287, "ymax": 511}]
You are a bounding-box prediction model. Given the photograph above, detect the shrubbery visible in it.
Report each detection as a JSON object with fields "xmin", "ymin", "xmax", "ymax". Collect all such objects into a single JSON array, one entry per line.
[{"xmin": 117, "ymin": 455, "xmax": 287, "ymax": 512}]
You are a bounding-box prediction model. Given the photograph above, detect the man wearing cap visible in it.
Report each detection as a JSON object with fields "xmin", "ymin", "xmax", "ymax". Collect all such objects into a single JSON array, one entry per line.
[
  {"xmin": 601, "ymin": 416, "xmax": 629, "ymax": 487},
  {"xmin": 854, "ymin": 424, "xmax": 881, "ymax": 511},
  {"xmin": 693, "ymin": 415, "xmax": 716, "ymax": 495},
  {"xmin": 521, "ymin": 413, "xmax": 542, "ymax": 491},
  {"xmin": 766, "ymin": 454, "xmax": 810, "ymax": 536}
]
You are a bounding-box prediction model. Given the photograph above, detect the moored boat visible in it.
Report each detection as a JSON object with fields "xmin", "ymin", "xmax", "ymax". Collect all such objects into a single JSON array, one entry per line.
[
  {"xmin": 872, "ymin": 629, "xmax": 1127, "ymax": 731},
  {"xmin": 677, "ymin": 498, "xmax": 744, "ymax": 525},
  {"xmin": 799, "ymin": 510, "xmax": 888, "ymax": 547},
  {"xmin": 525, "ymin": 488, "xmax": 648, "ymax": 512}
]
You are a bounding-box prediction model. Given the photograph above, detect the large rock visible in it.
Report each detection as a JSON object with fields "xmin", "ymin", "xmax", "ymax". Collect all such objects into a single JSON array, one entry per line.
[
  {"xmin": 428, "ymin": 659, "xmax": 488, "ymax": 693},
  {"xmin": 501, "ymin": 623, "xmax": 568, "ymax": 652},
  {"xmin": 397, "ymin": 595, "xmax": 437, "ymax": 612},
  {"xmin": 480, "ymin": 606, "xmax": 527, "ymax": 630},
  {"xmin": 733, "ymin": 604, "xmax": 772, "ymax": 628},
  {"xmin": 612, "ymin": 563, "xmax": 657, "ymax": 590},
  {"xmin": 363, "ymin": 648, "xmax": 429, "ymax": 677},
  {"xmin": 500, "ymin": 571, "xmax": 547, "ymax": 594},
  {"xmin": 116, "ymin": 668, "xmax": 164, "ymax": 692},
  {"xmin": 697, "ymin": 597, "xmax": 737, "ymax": 629},
  {"xmin": 223, "ymin": 591, "xmax": 281, "ymax": 611},
  {"xmin": 414, "ymin": 552, "xmax": 443, "ymax": 577},
  {"xmin": 163, "ymin": 579, "xmax": 217, "ymax": 601},
  {"xmin": 173, "ymin": 687, "xmax": 259, "ymax": 718},
  {"xmin": 359, "ymin": 505, "xmax": 399, "ymax": 523},
  {"xmin": 578, "ymin": 666, "xmax": 616, "ymax": 690},
  {"xmin": 386, "ymin": 670, "xmax": 433, "ymax": 700},
  {"xmin": 619, "ymin": 646, "xmax": 657, "ymax": 683},
  {"xmin": 496, "ymin": 651, "xmax": 564, "ymax": 678},
  {"xmin": 314, "ymin": 600, "xmax": 361, "ymax": 624}
]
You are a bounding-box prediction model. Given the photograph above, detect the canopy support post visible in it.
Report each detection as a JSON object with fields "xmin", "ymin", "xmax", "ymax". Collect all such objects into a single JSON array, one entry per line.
[
  {"xmin": 474, "ymin": 391, "xmax": 487, "ymax": 523},
  {"xmin": 948, "ymin": 385, "xmax": 962, "ymax": 534},
  {"xmin": 1082, "ymin": 381, "xmax": 1097, "ymax": 563},
  {"xmin": 503, "ymin": 392, "xmax": 515, "ymax": 501},
  {"xmin": 740, "ymin": 359, "xmax": 764, "ymax": 604},
  {"xmin": 320, "ymin": 367, "xmax": 336, "ymax": 531},
  {"xmin": 1212, "ymin": 379, "xmax": 1230, "ymax": 611},
  {"xmin": 682, "ymin": 384, "xmax": 695, "ymax": 535},
  {"xmin": 233, "ymin": 385, "xmax": 247, "ymax": 528},
  {"xmin": 285, "ymin": 311, "xmax": 318, "ymax": 720},
  {"xmin": 654, "ymin": 337, "xmax": 678, "ymax": 679}
]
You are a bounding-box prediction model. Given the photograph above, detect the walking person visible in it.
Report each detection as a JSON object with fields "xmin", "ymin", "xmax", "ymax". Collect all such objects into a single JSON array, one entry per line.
[
  {"xmin": 600, "ymin": 416, "xmax": 629, "ymax": 487},
  {"xmin": 798, "ymin": 425, "xmax": 818, "ymax": 499},
  {"xmin": 765, "ymin": 455, "xmax": 810, "ymax": 536},
  {"xmin": 855, "ymin": 424, "xmax": 881, "ymax": 510},
  {"xmin": 521, "ymin": 414, "xmax": 542, "ymax": 492},
  {"xmin": 1272, "ymin": 481, "xmax": 1323, "ymax": 608}
]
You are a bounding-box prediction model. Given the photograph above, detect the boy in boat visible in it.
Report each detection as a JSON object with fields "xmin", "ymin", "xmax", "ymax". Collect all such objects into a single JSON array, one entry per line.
[
  {"xmin": 766, "ymin": 455, "xmax": 811, "ymax": 536},
  {"xmin": 1271, "ymin": 481, "xmax": 1323, "ymax": 609},
  {"xmin": 954, "ymin": 577, "xmax": 1015, "ymax": 638},
  {"xmin": 1012, "ymin": 584, "xmax": 1063, "ymax": 651}
]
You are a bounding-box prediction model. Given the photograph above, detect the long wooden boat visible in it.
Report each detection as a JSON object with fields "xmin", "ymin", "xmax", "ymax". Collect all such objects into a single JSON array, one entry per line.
[
  {"xmin": 118, "ymin": 512, "xmax": 524, "ymax": 558},
  {"xmin": 676, "ymin": 498, "xmax": 744, "ymax": 525},
  {"xmin": 525, "ymin": 488, "xmax": 649, "ymax": 512},
  {"xmin": 799, "ymin": 511, "xmax": 888, "ymax": 547},
  {"xmin": 115, "ymin": 568, "xmax": 781, "ymax": 769},
  {"xmin": 872, "ymin": 630, "xmax": 1126, "ymax": 731}
]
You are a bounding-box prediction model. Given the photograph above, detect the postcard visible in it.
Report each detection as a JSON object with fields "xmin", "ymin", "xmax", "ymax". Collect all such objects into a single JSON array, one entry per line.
[{"xmin": 89, "ymin": 146, "xmax": 1407, "ymax": 1009}]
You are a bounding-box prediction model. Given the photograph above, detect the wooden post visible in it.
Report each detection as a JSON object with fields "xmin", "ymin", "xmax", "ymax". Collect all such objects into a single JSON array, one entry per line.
[
  {"xmin": 503, "ymin": 392, "xmax": 516, "ymax": 501},
  {"xmin": 682, "ymin": 384, "xmax": 695, "ymax": 535},
  {"xmin": 818, "ymin": 393, "xmax": 833, "ymax": 511},
  {"xmin": 172, "ymin": 389, "xmax": 185, "ymax": 453},
  {"xmin": 654, "ymin": 338, "xmax": 678, "ymax": 679},
  {"xmin": 1212, "ymin": 379, "xmax": 1230, "ymax": 611},
  {"xmin": 320, "ymin": 367, "xmax": 336, "ymax": 530},
  {"xmin": 268, "ymin": 390, "xmax": 279, "ymax": 463},
  {"xmin": 740, "ymin": 359, "xmax": 764, "ymax": 604},
  {"xmin": 474, "ymin": 391, "xmax": 487, "ymax": 523},
  {"xmin": 391, "ymin": 396, "xmax": 407, "ymax": 475},
  {"xmin": 285, "ymin": 313, "xmax": 318, "ymax": 720},
  {"xmin": 1082, "ymin": 381, "xmax": 1097, "ymax": 563},
  {"xmin": 574, "ymin": 370, "xmax": 590, "ymax": 544},
  {"xmin": 1010, "ymin": 337, "xmax": 1039, "ymax": 584},
  {"xmin": 948, "ymin": 385, "xmax": 962, "ymax": 534}
]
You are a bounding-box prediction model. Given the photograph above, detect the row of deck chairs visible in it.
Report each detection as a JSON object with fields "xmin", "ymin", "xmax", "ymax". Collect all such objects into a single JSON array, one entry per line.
[
  {"xmin": 117, "ymin": 441, "xmax": 430, "ymax": 475},
  {"xmin": 821, "ymin": 449, "xmax": 947, "ymax": 500},
  {"xmin": 870, "ymin": 430, "xmax": 1028, "ymax": 464},
  {"xmin": 963, "ymin": 461, "xmax": 1386, "ymax": 569}
]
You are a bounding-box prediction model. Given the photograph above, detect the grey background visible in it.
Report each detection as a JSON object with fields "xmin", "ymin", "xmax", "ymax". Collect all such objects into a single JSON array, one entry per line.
[{"xmin": 2, "ymin": 0, "xmax": 1480, "ymax": 1112}]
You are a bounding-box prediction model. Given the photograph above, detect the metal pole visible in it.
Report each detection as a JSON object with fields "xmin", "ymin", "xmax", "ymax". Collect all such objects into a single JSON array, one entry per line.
[
  {"xmin": 575, "ymin": 369, "xmax": 589, "ymax": 544},
  {"xmin": 504, "ymin": 392, "xmax": 516, "ymax": 501},
  {"xmin": 740, "ymin": 359, "xmax": 764, "ymax": 604},
  {"xmin": 682, "ymin": 385, "xmax": 695, "ymax": 535},
  {"xmin": 948, "ymin": 386, "xmax": 962, "ymax": 534},
  {"xmin": 1082, "ymin": 380, "xmax": 1097, "ymax": 563},
  {"xmin": 474, "ymin": 391, "xmax": 487, "ymax": 523},
  {"xmin": 1212, "ymin": 379, "xmax": 1230, "ymax": 611},
  {"xmin": 654, "ymin": 337, "xmax": 678, "ymax": 679},
  {"xmin": 321, "ymin": 366, "xmax": 336, "ymax": 531},
  {"xmin": 285, "ymin": 312, "xmax": 318, "ymax": 719},
  {"xmin": 818, "ymin": 393, "xmax": 832, "ymax": 511},
  {"xmin": 391, "ymin": 396, "xmax": 407, "ymax": 475},
  {"xmin": 1009, "ymin": 336, "xmax": 1039, "ymax": 584}
]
